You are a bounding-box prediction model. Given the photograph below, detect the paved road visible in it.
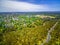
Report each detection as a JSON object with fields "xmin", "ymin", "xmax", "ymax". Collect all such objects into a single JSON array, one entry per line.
[{"xmin": 41, "ymin": 21, "xmax": 58, "ymax": 45}]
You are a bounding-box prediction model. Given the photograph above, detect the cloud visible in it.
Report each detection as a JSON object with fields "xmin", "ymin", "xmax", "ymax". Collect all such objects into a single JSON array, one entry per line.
[{"xmin": 0, "ymin": 0, "xmax": 59, "ymax": 12}]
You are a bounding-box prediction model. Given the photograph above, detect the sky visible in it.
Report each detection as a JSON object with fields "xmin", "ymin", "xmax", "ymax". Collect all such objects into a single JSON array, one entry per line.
[{"xmin": 0, "ymin": 0, "xmax": 60, "ymax": 12}]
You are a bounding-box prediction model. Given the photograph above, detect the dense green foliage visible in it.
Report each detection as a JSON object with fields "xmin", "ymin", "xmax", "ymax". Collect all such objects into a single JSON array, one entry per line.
[
  {"xmin": 0, "ymin": 14, "xmax": 60, "ymax": 45},
  {"xmin": 44, "ymin": 20, "xmax": 60, "ymax": 45}
]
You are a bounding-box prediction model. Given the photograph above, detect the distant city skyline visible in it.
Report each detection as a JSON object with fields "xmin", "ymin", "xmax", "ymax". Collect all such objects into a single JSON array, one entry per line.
[{"xmin": 0, "ymin": 0, "xmax": 60, "ymax": 12}]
